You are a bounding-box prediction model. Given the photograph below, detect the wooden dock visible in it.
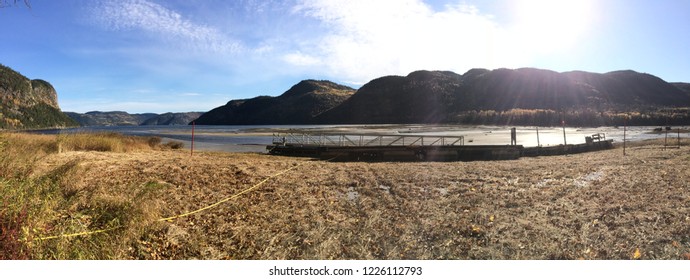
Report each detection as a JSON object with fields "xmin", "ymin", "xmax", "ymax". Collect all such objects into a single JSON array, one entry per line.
[{"xmin": 266, "ymin": 132, "xmax": 613, "ymax": 162}]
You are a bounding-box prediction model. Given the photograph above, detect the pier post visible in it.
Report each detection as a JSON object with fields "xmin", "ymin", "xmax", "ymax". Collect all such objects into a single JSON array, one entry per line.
[
  {"xmin": 562, "ymin": 120, "xmax": 567, "ymax": 146},
  {"xmin": 623, "ymin": 119, "xmax": 627, "ymax": 156},
  {"xmin": 664, "ymin": 127, "xmax": 668, "ymax": 150}
]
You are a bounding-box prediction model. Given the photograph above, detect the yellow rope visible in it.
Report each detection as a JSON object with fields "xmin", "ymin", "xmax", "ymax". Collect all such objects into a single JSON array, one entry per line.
[
  {"xmin": 34, "ymin": 226, "xmax": 124, "ymax": 241},
  {"xmin": 30, "ymin": 160, "xmax": 307, "ymax": 242},
  {"xmin": 157, "ymin": 162, "xmax": 304, "ymax": 222}
]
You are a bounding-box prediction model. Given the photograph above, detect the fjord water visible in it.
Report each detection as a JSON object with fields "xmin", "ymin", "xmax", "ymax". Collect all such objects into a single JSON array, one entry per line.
[{"xmin": 34, "ymin": 125, "xmax": 686, "ymax": 153}]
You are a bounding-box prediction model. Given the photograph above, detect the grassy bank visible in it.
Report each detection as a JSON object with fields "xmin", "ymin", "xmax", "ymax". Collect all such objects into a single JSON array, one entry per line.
[
  {"xmin": 0, "ymin": 133, "xmax": 181, "ymax": 259},
  {"xmin": 1, "ymin": 132, "xmax": 689, "ymax": 260}
]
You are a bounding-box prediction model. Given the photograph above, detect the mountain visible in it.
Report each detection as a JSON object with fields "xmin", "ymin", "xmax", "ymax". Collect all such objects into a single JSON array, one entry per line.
[
  {"xmin": 673, "ymin": 82, "xmax": 690, "ymax": 95},
  {"xmin": 316, "ymin": 70, "xmax": 466, "ymax": 124},
  {"xmin": 141, "ymin": 112, "xmax": 203, "ymax": 125},
  {"xmin": 65, "ymin": 111, "xmax": 202, "ymax": 126},
  {"xmin": 193, "ymin": 80, "xmax": 355, "ymax": 125},
  {"xmin": 316, "ymin": 68, "xmax": 690, "ymax": 125},
  {"xmin": 1, "ymin": 64, "xmax": 77, "ymax": 129},
  {"xmin": 65, "ymin": 111, "xmax": 157, "ymax": 126}
]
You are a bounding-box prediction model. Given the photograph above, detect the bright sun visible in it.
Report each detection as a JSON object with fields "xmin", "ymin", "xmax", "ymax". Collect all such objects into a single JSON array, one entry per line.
[{"xmin": 512, "ymin": 0, "xmax": 596, "ymax": 52}]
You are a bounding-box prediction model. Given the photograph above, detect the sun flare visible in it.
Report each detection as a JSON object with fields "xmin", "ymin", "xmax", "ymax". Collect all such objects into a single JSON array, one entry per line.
[{"xmin": 512, "ymin": 0, "xmax": 596, "ymax": 51}]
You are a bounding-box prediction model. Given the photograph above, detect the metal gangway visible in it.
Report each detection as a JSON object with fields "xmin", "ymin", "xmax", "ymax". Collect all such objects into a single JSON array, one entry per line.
[{"xmin": 272, "ymin": 133, "xmax": 465, "ymax": 147}]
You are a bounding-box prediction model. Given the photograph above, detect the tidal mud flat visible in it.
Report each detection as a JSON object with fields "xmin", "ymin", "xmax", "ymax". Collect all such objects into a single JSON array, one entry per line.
[{"xmin": 31, "ymin": 125, "xmax": 690, "ymax": 154}]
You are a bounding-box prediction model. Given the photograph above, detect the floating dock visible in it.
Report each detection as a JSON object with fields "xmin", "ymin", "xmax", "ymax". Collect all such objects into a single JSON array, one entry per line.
[{"xmin": 266, "ymin": 132, "xmax": 613, "ymax": 162}]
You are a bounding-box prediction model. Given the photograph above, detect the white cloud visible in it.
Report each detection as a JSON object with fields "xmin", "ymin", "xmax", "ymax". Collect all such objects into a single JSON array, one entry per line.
[
  {"xmin": 178, "ymin": 92, "xmax": 202, "ymax": 97},
  {"xmin": 283, "ymin": 52, "xmax": 321, "ymax": 66},
  {"xmin": 78, "ymin": 0, "xmax": 602, "ymax": 112},
  {"xmin": 290, "ymin": 0, "xmax": 530, "ymax": 84},
  {"xmin": 89, "ymin": 0, "xmax": 242, "ymax": 54}
]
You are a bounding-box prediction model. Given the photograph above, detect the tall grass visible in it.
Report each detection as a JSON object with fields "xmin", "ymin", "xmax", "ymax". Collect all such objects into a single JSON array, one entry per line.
[
  {"xmin": 0, "ymin": 132, "xmax": 173, "ymax": 259},
  {"xmin": 55, "ymin": 133, "xmax": 163, "ymax": 153}
]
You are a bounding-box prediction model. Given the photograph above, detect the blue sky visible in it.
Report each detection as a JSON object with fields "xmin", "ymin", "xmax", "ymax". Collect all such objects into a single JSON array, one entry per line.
[{"xmin": 1, "ymin": 0, "xmax": 689, "ymax": 113}]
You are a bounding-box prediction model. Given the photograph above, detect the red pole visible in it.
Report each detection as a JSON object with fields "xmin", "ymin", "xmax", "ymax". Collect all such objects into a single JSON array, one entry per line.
[{"xmin": 191, "ymin": 121, "xmax": 195, "ymax": 156}]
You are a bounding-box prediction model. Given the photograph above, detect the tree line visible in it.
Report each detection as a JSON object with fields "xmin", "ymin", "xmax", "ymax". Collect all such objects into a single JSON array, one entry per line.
[{"xmin": 452, "ymin": 108, "xmax": 690, "ymax": 127}]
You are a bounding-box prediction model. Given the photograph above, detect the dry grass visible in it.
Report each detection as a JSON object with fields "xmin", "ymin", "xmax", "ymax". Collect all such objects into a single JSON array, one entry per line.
[
  {"xmin": 2, "ymin": 132, "xmax": 690, "ymax": 259},
  {"xmin": 0, "ymin": 132, "xmax": 181, "ymax": 259}
]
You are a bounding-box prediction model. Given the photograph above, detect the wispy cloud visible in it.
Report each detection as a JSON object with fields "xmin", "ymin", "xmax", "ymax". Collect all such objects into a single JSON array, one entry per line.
[
  {"xmin": 88, "ymin": 0, "xmax": 242, "ymax": 54},
  {"xmin": 178, "ymin": 92, "xmax": 202, "ymax": 97},
  {"xmin": 77, "ymin": 0, "xmax": 571, "ymax": 111}
]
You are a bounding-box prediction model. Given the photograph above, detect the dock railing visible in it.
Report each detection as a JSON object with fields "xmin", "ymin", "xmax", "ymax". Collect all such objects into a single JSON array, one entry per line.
[{"xmin": 272, "ymin": 133, "xmax": 465, "ymax": 147}]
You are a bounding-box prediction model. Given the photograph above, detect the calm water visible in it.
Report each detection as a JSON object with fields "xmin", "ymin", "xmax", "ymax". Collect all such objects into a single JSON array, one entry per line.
[{"xmin": 32, "ymin": 124, "xmax": 688, "ymax": 153}]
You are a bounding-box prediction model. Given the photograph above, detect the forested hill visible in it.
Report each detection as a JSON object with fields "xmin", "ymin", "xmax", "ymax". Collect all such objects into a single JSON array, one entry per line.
[
  {"xmin": 65, "ymin": 111, "xmax": 202, "ymax": 126},
  {"xmin": 9, "ymin": 61, "xmax": 685, "ymax": 128},
  {"xmin": 193, "ymin": 80, "xmax": 355, "ymax": 125},
  {"xmin": 0, "ymin": 64, "xmax": 77, "ymax": 129},
  {"xmin": 315, "ymin": 68, "xmax": 690, "ymax": 126},
  {"xmin": 673, "ymin": 82, "xmax": 690, "ymax": 95}
]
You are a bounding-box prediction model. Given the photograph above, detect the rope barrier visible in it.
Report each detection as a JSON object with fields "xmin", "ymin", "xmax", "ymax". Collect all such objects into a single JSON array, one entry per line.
[
  {"xmin": 29, "ymin": 159, "xmax": 310, "ymax": 242},
  {"xmin": 34, "ymin": 226, "xmax": 125, "ymax": 241},
  {"xmin": 156, "ymin": 161, "xmax": 304, "ymax": 222}
]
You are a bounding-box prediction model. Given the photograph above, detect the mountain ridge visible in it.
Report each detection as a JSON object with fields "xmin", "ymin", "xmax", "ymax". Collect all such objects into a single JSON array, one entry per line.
[
  {"xmin": 196, "ymin": 67, "xmax": 690, "ymax": 126},
  {"xmin": 1, "ymin": 64, "xmax": 77, "ymax": 129},
  {"xmin": 193, "ymin": 79, "xmax": 356, "ymax": 125},
  {"xmin": 65, "ymin": 111, "xmax": 202, "ymax": 126},
  {"xmin": 315, "ymin": 68, "xmax": 690, "ymax": 125},
  {"xmin": 5, "ymin": 62, "xmax": 689, "ymax": 128}
]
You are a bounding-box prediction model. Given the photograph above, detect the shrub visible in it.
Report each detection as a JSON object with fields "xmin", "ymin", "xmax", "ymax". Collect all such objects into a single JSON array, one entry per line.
[
  {"xmin": 0, "ymin": 202, "xmax": 30, "ymax": 260},
  {"xmin": 162, "ymin": 141, "xmax": 184, "ymax": 150},
  {"xmin": 147, "ymin": 136, "xmax": 162, "ymax": 148}
]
